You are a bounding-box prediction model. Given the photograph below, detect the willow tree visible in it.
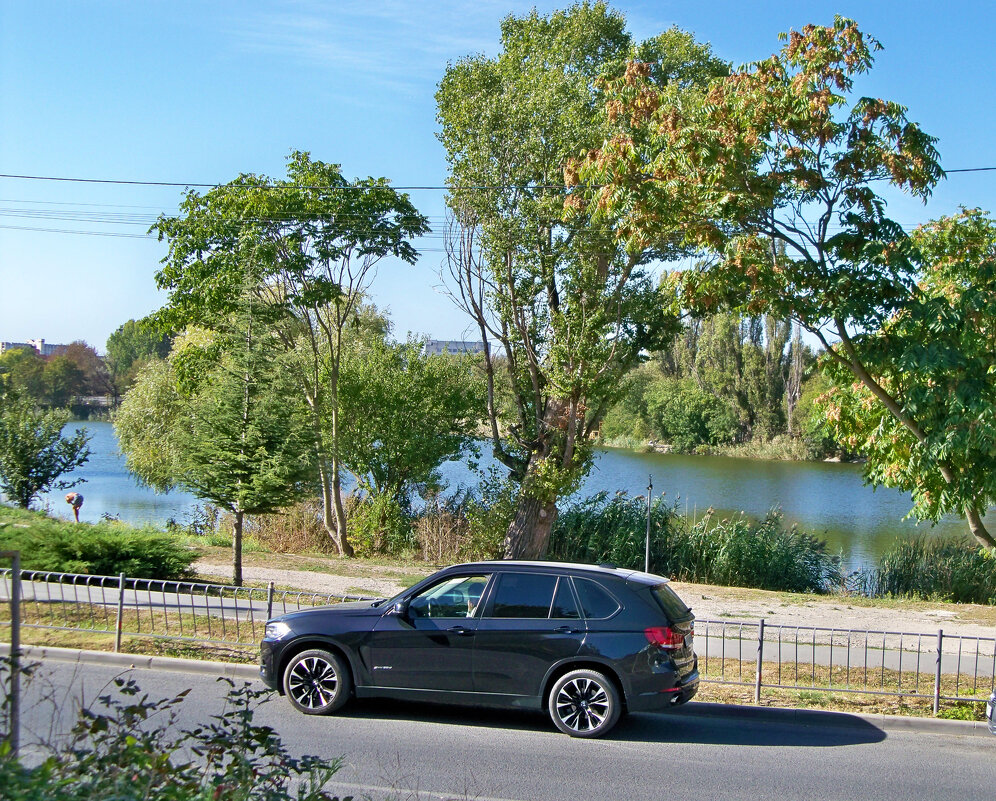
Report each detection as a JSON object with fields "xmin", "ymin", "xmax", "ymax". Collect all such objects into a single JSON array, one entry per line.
[
  {"xmin": 437, "ymin": 2, "xmax": 726, "ymax": 558},
  {"xmin": 582, "ymin": 19, "xmax": 996, "ymax": 547},
  {"xmin": 153, "ymin": 152, "xmax": 428, "ymax": 556}
]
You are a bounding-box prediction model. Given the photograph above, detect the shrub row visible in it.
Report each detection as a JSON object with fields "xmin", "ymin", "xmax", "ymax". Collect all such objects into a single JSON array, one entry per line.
[{"xmin": 0, "ymin": 505, "xmax": 197, "ymax": 580}]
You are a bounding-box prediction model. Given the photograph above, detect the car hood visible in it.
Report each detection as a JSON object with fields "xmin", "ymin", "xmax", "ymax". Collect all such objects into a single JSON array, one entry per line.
[{"xmin": 274, "ymin": 599, "xmax": 387, "ymax": 623}]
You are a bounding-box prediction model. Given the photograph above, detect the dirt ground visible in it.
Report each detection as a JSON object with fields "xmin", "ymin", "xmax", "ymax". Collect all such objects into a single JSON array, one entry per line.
[{"xmin": 195, "ymin": 555, "xmax": 996, "ymax": 641}]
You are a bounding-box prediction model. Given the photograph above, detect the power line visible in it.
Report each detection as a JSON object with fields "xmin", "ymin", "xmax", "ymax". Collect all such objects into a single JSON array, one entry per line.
[{"xmin": 1, "ymin": 165, "xmax": 995, "ymax": 191}]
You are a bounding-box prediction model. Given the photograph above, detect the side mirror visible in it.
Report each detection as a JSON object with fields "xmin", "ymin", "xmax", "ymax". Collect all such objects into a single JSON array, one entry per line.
[{"xmin": 388, "ymin": 600, "xmax": 409, "ymax": 618}]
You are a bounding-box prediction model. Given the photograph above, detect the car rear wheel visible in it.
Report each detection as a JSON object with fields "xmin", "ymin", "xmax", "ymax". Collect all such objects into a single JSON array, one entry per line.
[
  {"xmin": 283, "ymin": 648, "xmax": 352, "ymax": 715},
  {"xmin": 548, "ymin": 669, "xmax": 621, "ymax": 738}
]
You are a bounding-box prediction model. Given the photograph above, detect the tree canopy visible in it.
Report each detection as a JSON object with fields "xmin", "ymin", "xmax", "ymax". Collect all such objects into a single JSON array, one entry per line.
[
  {"xmin": 438, "ymin": 1, "xmax": 727, "ymax": 558},
  {"xmin": 582, "ymin": 18, "xmax": 996, "ymax": 546},
  {"xmin": 152, "ymin": 151, "xmax": 429, "ymax": 556}
]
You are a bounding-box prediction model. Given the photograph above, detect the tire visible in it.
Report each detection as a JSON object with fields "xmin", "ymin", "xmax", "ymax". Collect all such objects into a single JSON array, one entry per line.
[
  {"xmin": 282, "ymin": 648, "xmax": 352, "ymax": 715},
  {"xmin": 548, "ymin": 669, "xmax": 621, "ymax": 738}
]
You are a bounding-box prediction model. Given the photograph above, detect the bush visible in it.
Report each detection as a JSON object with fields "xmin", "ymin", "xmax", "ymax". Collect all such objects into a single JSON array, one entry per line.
[
  {"xmin": 852, "ymin": 537, "xmax": 996, "ymax": 604},
  {"xmin": 0, "ymin": 666, "xmax": 345, "ymax": 801},
  {"xmin": 645, "ymin": 378, "xmax": 740, "ymax": 452},
  {"xmin": 549, "ymin": 493, "xmax": 840, "ymax": 593},
  {"xmin": 0, "ymin": 506, "xmax": 196, "ymax": 580}
]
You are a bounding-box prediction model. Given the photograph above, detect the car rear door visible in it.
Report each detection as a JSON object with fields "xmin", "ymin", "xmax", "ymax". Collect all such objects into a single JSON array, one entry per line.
[{"xmin": 472, "ymin": 571, "xmax": 587, "ymax": 699}]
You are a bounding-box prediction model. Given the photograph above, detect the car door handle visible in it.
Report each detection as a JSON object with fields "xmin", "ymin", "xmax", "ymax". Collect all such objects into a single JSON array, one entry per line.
[
  {"xmin": 447, "ymin": 625, "xmax": 474, "ymax": 636},
  {"xmin": 554, "ymin": 625, "xmax": 578, "ymax": 634}
]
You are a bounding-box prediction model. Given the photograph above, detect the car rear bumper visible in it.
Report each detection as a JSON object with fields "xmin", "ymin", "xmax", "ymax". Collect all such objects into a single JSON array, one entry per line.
[{"xmin": 627, "ymin": 669, "xmax": 700, "ymax": 712}]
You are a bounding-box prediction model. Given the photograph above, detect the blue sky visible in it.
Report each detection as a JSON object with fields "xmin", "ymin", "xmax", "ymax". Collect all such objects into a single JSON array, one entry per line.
[{"xmin": 2, "ymin": 1, "xmax": 995, "ymax": 351}]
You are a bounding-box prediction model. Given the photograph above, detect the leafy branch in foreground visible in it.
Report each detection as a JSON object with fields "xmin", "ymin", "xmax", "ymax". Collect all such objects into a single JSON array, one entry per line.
[{"xmin": 0, "ymin": 671, "xmax": 348, "ymax": 801}]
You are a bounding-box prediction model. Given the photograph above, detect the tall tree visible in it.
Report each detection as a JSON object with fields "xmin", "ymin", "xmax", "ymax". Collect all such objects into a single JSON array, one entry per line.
[
  {"xmin": 115, "ymin": 314, "xmax": 315, "ymax": 585},
  {"xmin": 438, "ymin": 2, "xmax": 727, "ymax": 558},
  {"xmin": 0, "ymin": 394, "xmax": 90, "ymax": 509},
  {"xmin": 582, "ymin": 20, "xmax": 992, "ymax": 543},
  {"xmin": 152, "ymin": 151, "xmax": 428, "ymax": 556},
  {"xmin": 105, "ymin": 319, "xmax": 172, "ymax": 395}
]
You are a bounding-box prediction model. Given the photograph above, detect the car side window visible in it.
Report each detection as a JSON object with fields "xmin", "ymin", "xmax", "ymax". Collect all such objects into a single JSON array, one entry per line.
[
  {"xmin": 408, "ymin": 574, "xmax": 491, "ymax": 619},
  {"xmin": 487, "ymin": 572, "xmax": 559, "ymax": 618},
  {"xmin": 573, "ymin": 578, "xmax": 621, "ymax": 619},
  {"xmin": 550, "ymin": 577, "xmax": 580, "ymax": 619}
]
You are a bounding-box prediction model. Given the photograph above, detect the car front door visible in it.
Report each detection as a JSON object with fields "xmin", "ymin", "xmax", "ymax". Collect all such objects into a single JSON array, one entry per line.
[
  {"xmin": 472, "ymin": 572, "xmax": 587, "ymax": 699},
  {"xmin": 365, "ymin": 573, "xmax": 492, "ymax": 693}
]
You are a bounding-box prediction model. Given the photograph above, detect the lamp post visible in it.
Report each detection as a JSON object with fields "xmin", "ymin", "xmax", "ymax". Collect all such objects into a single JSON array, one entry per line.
[{"xmin": 645, "ymin": 476, "xmax": 653, "ymax": 573}]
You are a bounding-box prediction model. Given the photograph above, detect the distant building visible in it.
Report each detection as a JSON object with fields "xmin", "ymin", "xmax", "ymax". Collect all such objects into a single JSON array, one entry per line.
[
  {"xmin": 424, "ymin": 339, "xmax": 488, "ymax": 357},
  {"xmin": 0, "ymin": 338, "xmax": 68, "ymax": 357}
]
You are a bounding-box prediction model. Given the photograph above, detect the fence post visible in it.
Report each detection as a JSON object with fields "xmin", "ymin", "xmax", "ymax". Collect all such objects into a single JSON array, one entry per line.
[
  {"xmin": 933, "ymin": 629, "xmax": 943, "ymax": 715},
  {"xmin": 755, "ymin": 618, "xmax": 765, "ymax": 705},
  {"xmin": 114, "ymin": 573, "xmax": 126, "ymax": 653},
  {"xmin": 266, "ymin": 581, "xmax": 275, "ymax": 622},
  {"xmin": 2, "ymin": 551, "xmax": 21, "ymax": 758}
]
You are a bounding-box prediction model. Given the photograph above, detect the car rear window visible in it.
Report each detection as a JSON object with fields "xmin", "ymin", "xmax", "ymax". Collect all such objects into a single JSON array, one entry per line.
[
  {"xmin": 573, "ymin": 578, "xmax": 620, "ymax": 619},
  {"xmin": 649, "ymin": 583, "xmax": 691, "ymax": 621}
]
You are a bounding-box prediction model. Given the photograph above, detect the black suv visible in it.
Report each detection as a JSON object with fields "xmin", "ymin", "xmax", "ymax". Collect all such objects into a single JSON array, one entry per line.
[{"xmin": 259, "ymin": 561, "xmax": 699, "ymax": 737}]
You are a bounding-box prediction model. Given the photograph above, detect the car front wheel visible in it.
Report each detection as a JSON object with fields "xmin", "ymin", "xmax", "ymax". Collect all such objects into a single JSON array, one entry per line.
[
  {"xmin": 282, "ymin": 648, "xmax": 352, "ymax": 715},
  {"xmin": 548, "ymin": 669, "xmax": 621, "ymax": 738}
]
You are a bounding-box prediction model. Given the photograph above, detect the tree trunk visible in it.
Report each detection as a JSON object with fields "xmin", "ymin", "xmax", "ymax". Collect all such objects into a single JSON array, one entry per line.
[
  {"xmin": 318, "ymin": 456, "xmax": 354, "ymax": 557},
  {"xmin": 503, "ymin": 493, "xmax": 559, "ymax": 559},
  {"xmin": 232, "ymin": 509, "xmax": 244, "ymax": 587},
  {"xmin": 330, "ymin": 458, "xmax": 353, "ymax": 557},
  {"xmin": 965, "ymin": 506, "xmax": 996, "ymax": 550}
]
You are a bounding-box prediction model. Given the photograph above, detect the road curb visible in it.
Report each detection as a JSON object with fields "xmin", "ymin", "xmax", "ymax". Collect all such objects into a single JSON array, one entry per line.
[
  {"xmin": 2, "ymin": 645, "xmax": 991, "ymax": 738},
  {"xmin": 681, "ymin": 699, "xmax": 993, "ymax": 737},
  {"xmin": 0, "ymin": 643, "xmax": 258, "ymax": 680}
]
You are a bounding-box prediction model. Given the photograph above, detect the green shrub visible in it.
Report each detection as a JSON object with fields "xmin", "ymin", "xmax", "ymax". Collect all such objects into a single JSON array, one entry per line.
[
  {"xmin": 0, "ymin": 505, "xmax": 196, "ymax": 580},
  {"xmin": 549, "ymin": 493, "xmax": 840, "ymax": 593},
  {"xmin": 0, "ymin": 667, "xmax": 344, "ymax": 801},
  {"xmin": 854, "ymin": 537, "xmax": 996, "ymax": 604},
  {"xmin": 645, "ymin": 378, "xmax": 740, "ymax": 452}
]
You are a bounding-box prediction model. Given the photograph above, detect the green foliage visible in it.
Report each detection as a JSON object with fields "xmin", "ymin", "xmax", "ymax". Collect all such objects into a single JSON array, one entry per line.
[
  {"xmin": 819, "ymin": 210, "xmax": 996, "ymax": 540},
  {"xmin": 0, "ymin": 397, "xmax": 90, "ymax": 508},
  {"xmin": 105, "ymin": 317, "xmax": 172, "ymax": 394},
  {"xmin": 853, "ymin": 537, "xmax": 996, "ymax": 605},
  {"xmin": 463, "ymin": 468, "xmax": 518, "ymax": 560},
  {"xmin": 337, "ymin": 337, "xmax": 481, "ymax": 510},
  {"xmin": 438, "ymin": 4, "xmax": 725, "ymax": 557},
  {"xmin": 343, "ymin": 493, "xmax": 413, "ymax": 557},
  {"xmin": 550, "ymin": 493, "xmax": 841, "ymax": 593},
  {"xmin": 0, "ymin": 506, "xmax": 196, "ymax": 579},
  {"xmin": 645, "ymin": 377, "xmax": 739, "ymax": 452},
  {"xmin": 0, "ymin": 673, "xmax": 345, "ymax": 801}
]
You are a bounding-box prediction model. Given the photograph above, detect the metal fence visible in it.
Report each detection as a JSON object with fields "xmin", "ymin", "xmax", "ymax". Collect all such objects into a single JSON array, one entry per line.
[
  {"xmin": 2, "ymin": 566, "xmax": 994, "ymax": 710},
  {"xmin": 0, "ymin": 567, "xmax": 371, "ymax": 650},
  {"xmin": 697, "ymin": 618, "xmax": 996, "ymax": 710}
]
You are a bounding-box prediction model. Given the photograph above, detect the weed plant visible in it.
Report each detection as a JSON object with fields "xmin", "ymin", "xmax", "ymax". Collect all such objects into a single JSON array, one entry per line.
[
  {"xmin": 549, "ymin": 493, "xmax": 841, "ymax": 593},
  {"xmin": 0, "ymin": 662, "xmax": 346, "ymax": 801}
]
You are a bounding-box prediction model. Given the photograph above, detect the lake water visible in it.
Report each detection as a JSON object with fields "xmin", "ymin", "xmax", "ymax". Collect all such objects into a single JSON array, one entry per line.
[{"xmin": 26, "ymin": 421, "xmax": 994, "ymax": 570}]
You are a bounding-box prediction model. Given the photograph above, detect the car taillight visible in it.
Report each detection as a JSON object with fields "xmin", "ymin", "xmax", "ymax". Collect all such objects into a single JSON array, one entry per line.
[{"xmin": 645, "ymin": 626, "xmax": 688, "ymax": 650}]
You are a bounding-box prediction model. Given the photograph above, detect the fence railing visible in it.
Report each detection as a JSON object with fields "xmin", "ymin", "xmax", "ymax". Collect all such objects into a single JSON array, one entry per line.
[
  {"xmin": 0, "ymin": 568, "xmax": 372, "ymax": 650},
  {"xmin": 697, "ymin": 618, "xmax": 996, "ymax": 710},
  {"xmin": 2, "ymin": 568, "xmax": 994, "ymax": 710}
]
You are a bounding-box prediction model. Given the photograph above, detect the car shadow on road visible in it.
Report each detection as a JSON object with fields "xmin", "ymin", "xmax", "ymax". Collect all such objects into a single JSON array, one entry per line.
[{"xmin": 335, "ymin": 698, "xmax": 886, "ymax": 746}]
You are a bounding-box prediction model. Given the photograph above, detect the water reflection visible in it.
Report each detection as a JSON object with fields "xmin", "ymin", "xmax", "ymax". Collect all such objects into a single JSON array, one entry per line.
[{"xmin": 22, "ymin": 422, "xmax": 993, "ymax": 570}]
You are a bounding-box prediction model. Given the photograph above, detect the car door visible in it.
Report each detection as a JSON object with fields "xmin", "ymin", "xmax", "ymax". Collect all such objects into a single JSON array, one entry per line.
[
  {"xmin": 366, "ymin": 572, "xmax": 492, "ymax": 693},
  {"xmin": 472, "ymin": 571, "xmax": 587, "ymax": 698}
]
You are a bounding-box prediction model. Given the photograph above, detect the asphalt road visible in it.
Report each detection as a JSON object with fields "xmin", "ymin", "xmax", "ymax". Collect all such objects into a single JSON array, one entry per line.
[{"xmin": 13, "ymin": 657, "xmax": 996, "ymax": 801}]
